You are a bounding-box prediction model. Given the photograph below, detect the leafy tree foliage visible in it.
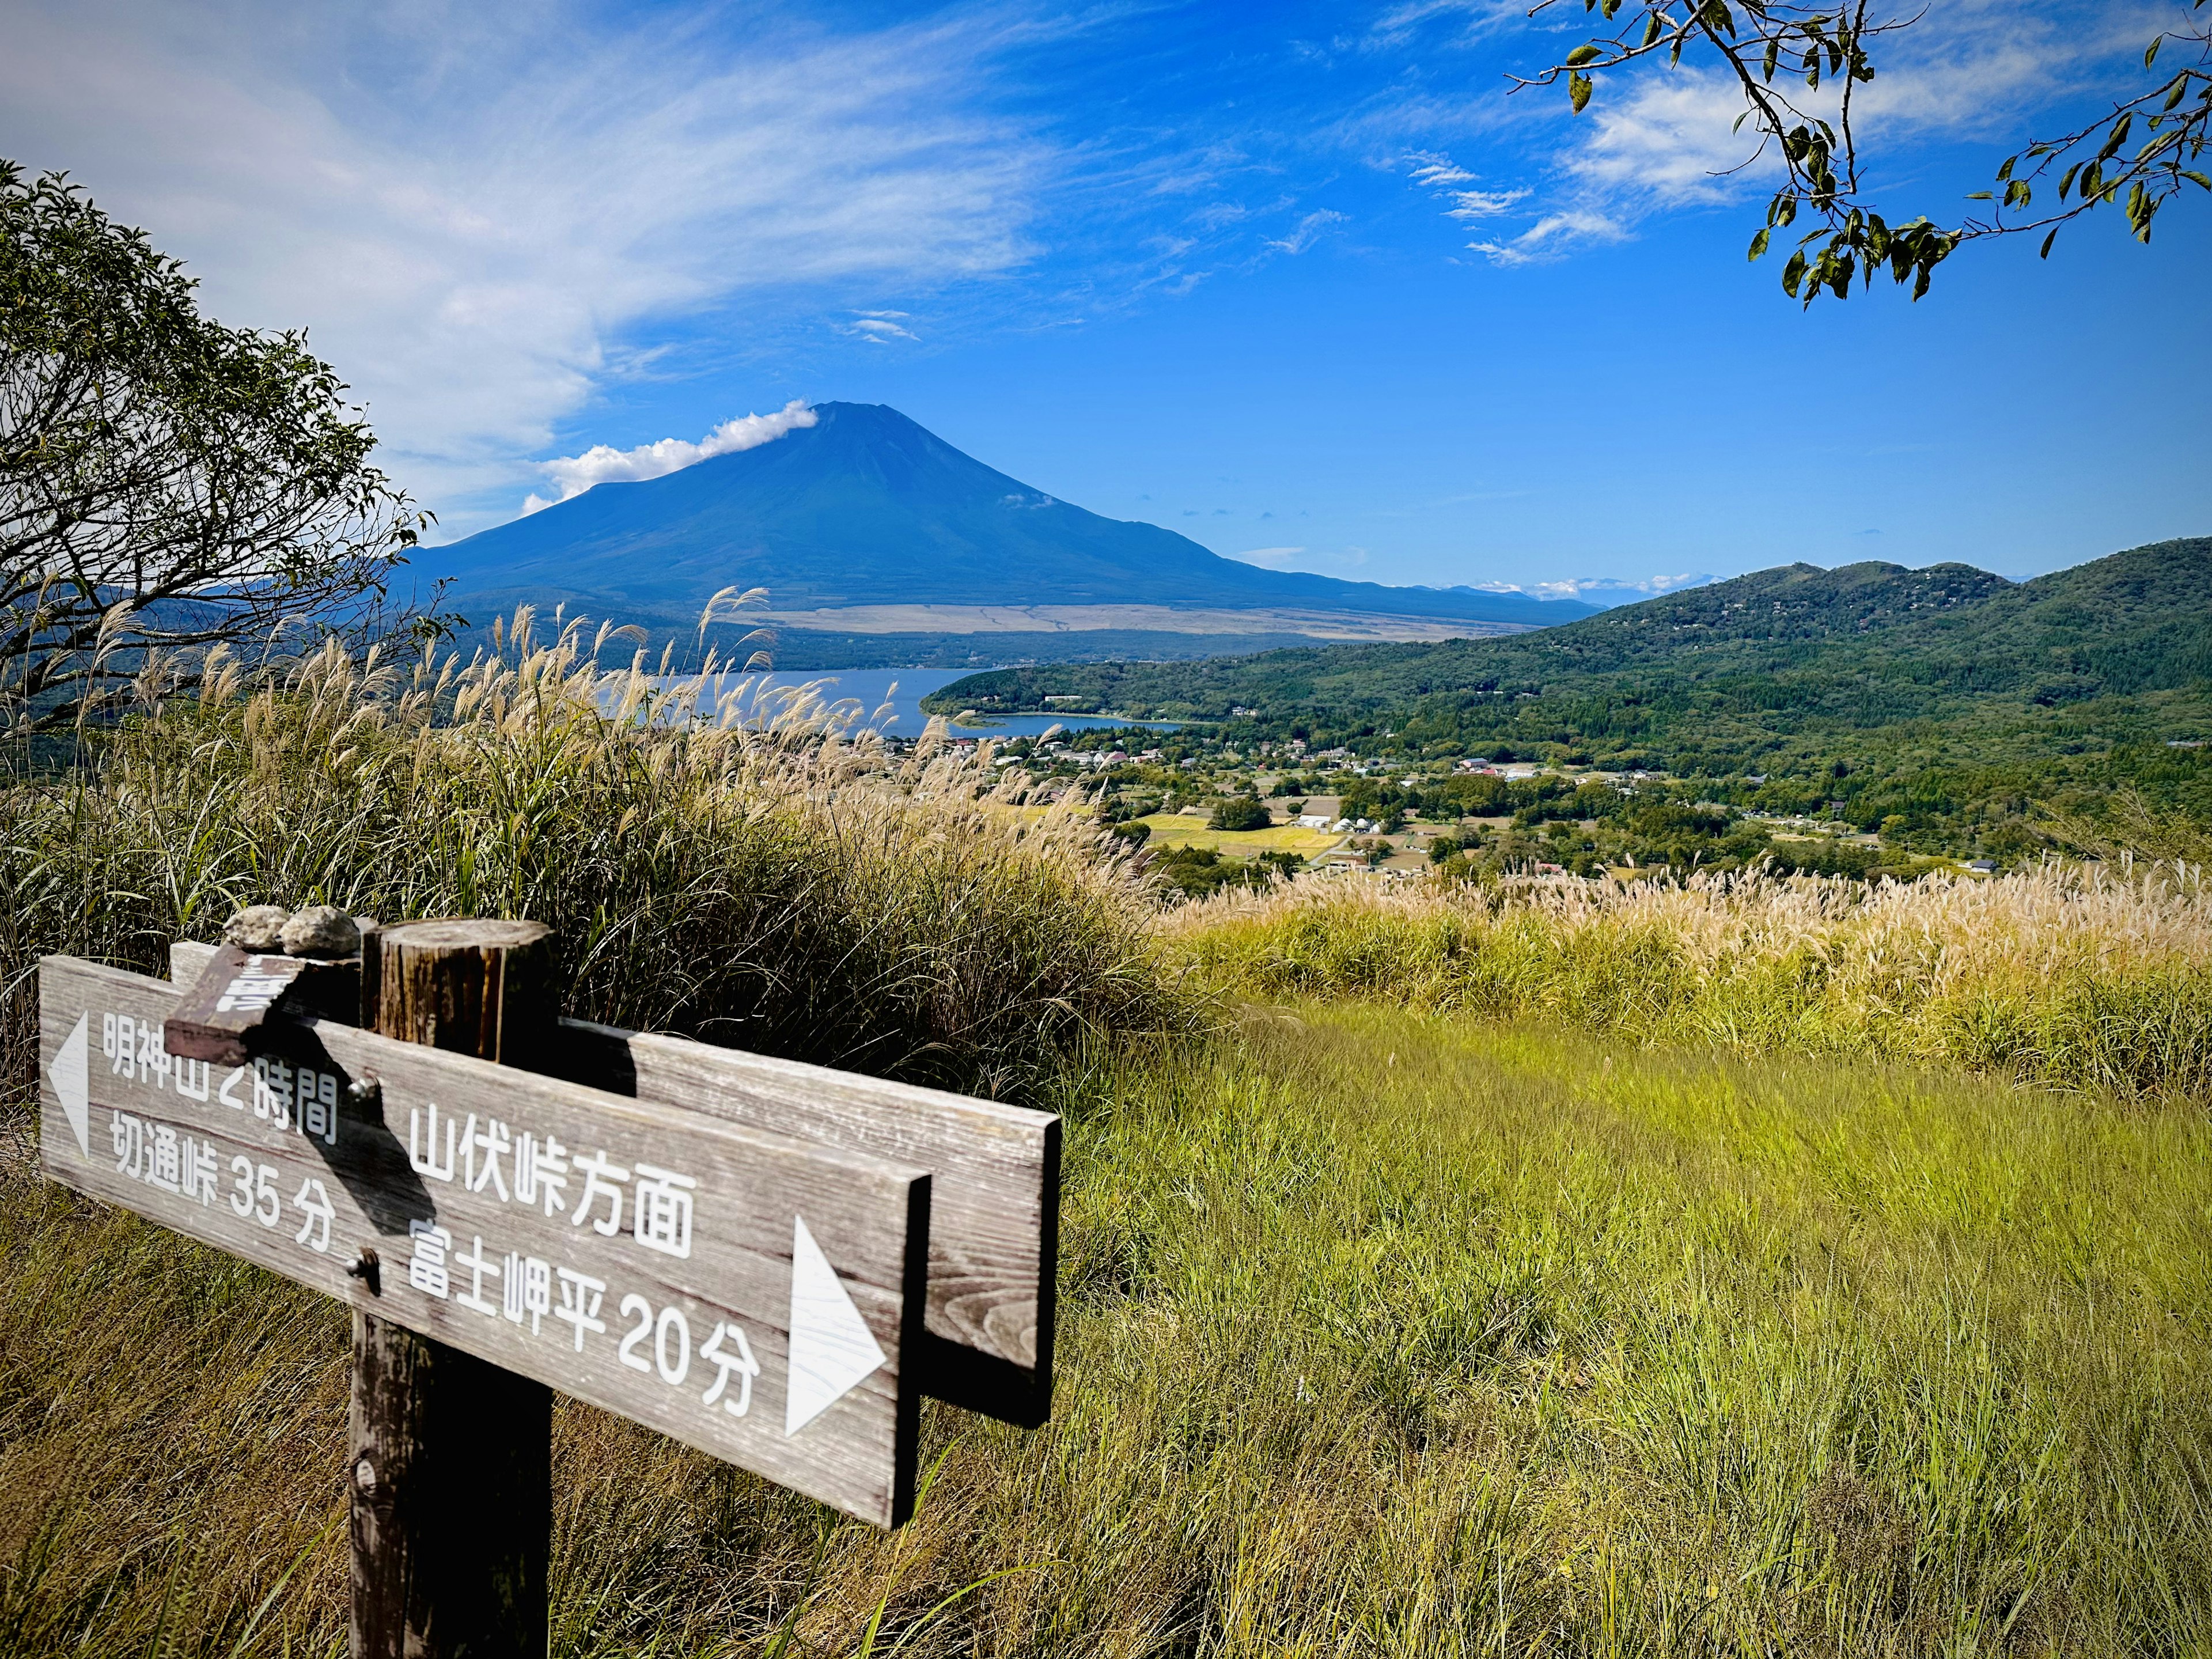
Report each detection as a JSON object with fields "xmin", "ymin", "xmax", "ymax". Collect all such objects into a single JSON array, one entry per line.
[
  {"xmin": 1208, "ymin": 797, "xmax": 1273, "ymax": 831},
  {"xmin": 2, "ymin": 162, "xmax": 427, "ymax": 729},
  {"xmin": 1518, "ymin": 1, "xmax": 2211, "ymax": 302},
  {"xmin": 1151, "ymin": 844, "xmax": 1303, "ymax": 898}
]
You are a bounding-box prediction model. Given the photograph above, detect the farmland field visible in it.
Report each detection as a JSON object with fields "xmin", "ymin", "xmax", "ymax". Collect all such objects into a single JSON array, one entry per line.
[{"xmin": 1124, "ymin": 812, "xmax": 1346, "ymax": 857}]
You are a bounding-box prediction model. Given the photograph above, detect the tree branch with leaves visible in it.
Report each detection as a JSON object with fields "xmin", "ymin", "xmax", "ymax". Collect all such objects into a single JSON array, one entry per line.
[
  {"xmin": 1, "ymin": 161, "xmax": 431, "ymax": 732},
  {"xmin": 1514, "ymin": 0, "xmax": 2211, "ymax": 303}
]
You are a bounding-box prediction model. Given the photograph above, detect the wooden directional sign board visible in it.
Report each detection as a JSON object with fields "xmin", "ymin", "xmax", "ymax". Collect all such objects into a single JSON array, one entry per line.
[
  {"xmin": 40, "ymin": 955, "xmax": 931, "ymax": 1527},
  {"xmin": 555, "ymin": 1022, "xmax": 1056, "ymax": 1426},
  {"xmin": 170, "ymin": 939, "xmax": 1060, "ymax": 1427}
]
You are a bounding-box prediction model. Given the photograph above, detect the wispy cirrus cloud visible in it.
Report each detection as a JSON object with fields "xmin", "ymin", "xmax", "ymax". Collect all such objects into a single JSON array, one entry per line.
[
  {"xmin": 1467, "ymin": 209, "xmax": 1630, "ymax": 266},
  {"xmin": 1266, "ymin": 208, "xmax": 1350, "ymax": 254},
  {"xmin": 842, "ymin": 310, "xmax": 922, "ymax": 343},
  {"xmin": 1442, "ymin": 189, "xmax": 1531, "ymax": 219},
  {"xmin": 1407, "ymin": 150, "xmax": 1529, "ymax": 219},
  {"xmin": 0, "ymin": 0, "xmax": 1047, "ymax": 530},
  {"xmin": 1369, "ymin": 0, "xmax": 1527, "ymax": 49}
]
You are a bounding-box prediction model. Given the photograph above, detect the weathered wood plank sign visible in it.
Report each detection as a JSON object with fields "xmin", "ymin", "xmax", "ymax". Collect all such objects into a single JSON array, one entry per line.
[
  {"xmin": 165, "ymin": 941, "xmax": 363, "ymax": 1065},
  {"xmin": 171, "ymin": 939, "xmax": 1060, "ymax": 1426},
  {"xmin": 556, "ymin": 1025, "xmax": 1056, "ymax": 1425},
  {"xmin": 40, "ymin": 954, "xmax": 932, "ymax": 1527}
]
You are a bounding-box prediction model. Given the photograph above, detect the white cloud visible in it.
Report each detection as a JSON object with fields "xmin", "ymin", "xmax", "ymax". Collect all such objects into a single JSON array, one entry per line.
[
  {"xmin": 1404, "ymin": 151, "xmax": 1532, "ymax": 240},
  {"xmin": 842, "ymin": 312, "xmax": 922, "ymax": 343},
  {"xmin": 1468, "ymin": 211, "xmax": 1629, "ymax": 266},
  {"xmin": 1267, "ymin": 209, "xmax": 1348, "ymax": 253},
  {"xmin": 1567, "ymin": 69, "xmax": 1759, "ymax": 206},
  {"xmin": 0, "ymin": 1, "xmax": 1044, "ymax": 532},
  {"xmin": 1482, "ymin": 573, "xmax": 1714, "ymax": 603},
  {"xmin": 1406, "ymin": 152, "xmax": 1476, "ymax": 187},
  {"xmin": 1443, "ymin": 188, "xmax": 1530, "ymax": 219},
  {"xmin": 522, "ymin": 400, "xmax": 817, "ymax": 513}
]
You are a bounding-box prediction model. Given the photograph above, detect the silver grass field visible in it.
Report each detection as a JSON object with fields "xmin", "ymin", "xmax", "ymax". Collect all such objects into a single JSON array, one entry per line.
[{"xmin": 3, "ymin": 635, "xmax": 2210, "ymax": 1656}]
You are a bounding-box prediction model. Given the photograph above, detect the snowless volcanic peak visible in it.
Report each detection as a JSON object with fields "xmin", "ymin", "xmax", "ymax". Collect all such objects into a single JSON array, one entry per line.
[{"xmin": 418, "ymin": 402, "xmax": 1598, "ymax": 637}]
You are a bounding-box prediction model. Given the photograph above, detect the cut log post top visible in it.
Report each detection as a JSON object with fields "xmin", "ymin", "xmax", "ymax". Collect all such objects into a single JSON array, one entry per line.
[{"xmin": 372, "ymin": 920, "xmax": 554, "ymax": 1068}]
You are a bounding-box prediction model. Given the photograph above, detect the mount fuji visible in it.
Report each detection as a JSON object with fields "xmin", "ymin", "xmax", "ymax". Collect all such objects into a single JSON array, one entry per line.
[{"xmin": 415, "ymin": 403, "xmax": 1597, "ymax": 665}]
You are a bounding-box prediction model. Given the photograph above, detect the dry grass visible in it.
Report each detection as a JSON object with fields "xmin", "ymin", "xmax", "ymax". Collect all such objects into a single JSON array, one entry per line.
[
  {"xmin": 1168, "ymin": 862, "xmax": 2212, "ymax": 1098},
  {"xmin": 6, "ymin": 1008, "xmax": 2209, "ymax": 1655},
  {"xmin": 8, "ymin": 624, "xmax": 2212, "ymax": 1653},
  {"xmin": 1, "ymin": 619, "xmax": 1194, "ymax": 1101}
]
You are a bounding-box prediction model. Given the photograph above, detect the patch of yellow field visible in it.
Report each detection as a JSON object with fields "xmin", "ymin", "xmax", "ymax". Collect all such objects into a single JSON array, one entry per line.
[{"xmin": 1131, "ymin": 815, "xmax": 1346, "ymax": 856}]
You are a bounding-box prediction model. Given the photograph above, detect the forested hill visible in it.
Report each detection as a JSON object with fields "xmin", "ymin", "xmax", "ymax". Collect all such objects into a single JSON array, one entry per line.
[{"xmin": 928, "ymin": 539, "xmax": 2212, "ymax": 828}]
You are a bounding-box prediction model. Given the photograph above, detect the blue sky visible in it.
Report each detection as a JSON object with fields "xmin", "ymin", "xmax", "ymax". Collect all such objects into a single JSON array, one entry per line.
[{"xmin": 5, "ymin": 0, "xmax": 2206, "ymax": 597}]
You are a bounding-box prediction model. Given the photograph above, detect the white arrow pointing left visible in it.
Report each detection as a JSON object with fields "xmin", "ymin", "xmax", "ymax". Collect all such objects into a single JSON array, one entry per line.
[{"xmin": 50, "ymin": 1012, "xmax": 89, "ymax": 1156}]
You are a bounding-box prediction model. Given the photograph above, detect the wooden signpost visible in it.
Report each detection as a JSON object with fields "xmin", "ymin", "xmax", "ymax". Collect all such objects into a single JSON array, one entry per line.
[
  {"xmin": 168, "ymin": 938, "xmax": 1060, "ymax": 1428},
  {"xmin": 41, "ymin": 919, "xmax": 1060, "ymax": 1658}
]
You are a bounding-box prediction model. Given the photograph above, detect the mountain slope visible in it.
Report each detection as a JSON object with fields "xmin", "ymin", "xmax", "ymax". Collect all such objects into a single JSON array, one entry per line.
[
  {"xmin": 418, "ymin": 402, "xmax": 1598, "ymax": 632},
  {"xmin": 931, "ymin": 557, "xmax": 2019, "ymax": 715},
  {"xmin": 930, "ymin": 540, "xmax": 2212, "ymax": 776}
]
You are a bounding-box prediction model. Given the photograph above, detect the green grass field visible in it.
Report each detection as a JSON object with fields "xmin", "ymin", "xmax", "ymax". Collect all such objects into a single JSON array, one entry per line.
[
  {"xmin": 1127, "ymin": 813, "xmax": 1345, "ymax": 858},
  {"xmin": 6, "ymin": 1001, "xmax": 2207, "ymax": 1655}
]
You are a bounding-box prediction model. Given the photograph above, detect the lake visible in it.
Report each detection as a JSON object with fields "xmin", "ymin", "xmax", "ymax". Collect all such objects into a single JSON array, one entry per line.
[{"xmin": 645, "ymin": 669, "xmax": 1179, "ymax": 738}]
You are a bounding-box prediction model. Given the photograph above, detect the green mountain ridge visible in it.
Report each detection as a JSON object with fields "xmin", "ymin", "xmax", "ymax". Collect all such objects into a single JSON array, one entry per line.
[{"xmin": 930, "ymin": 539, "xmax": 2212, "ymax": 849}]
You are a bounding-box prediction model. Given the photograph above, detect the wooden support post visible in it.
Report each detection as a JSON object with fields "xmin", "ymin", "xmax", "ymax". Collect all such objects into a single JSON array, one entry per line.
[{"xmin": 350, "ymin": 921, "xmax": 556, "ymax": 1659}]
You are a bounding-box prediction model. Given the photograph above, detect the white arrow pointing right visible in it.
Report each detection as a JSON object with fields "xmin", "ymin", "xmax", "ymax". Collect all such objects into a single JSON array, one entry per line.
[{"xmin": 785, "ymin": 1213, "xmax": 887, "ymax": 1437}]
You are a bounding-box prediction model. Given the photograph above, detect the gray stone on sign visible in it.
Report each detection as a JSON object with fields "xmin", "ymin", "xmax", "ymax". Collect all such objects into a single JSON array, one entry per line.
[
  {"xmin": 225, "ymin": 906, "xmax": 291, "ymax": 952},
  {"xmin": 282, "ymin": 906, "xmax": 363, "ymax": 960}
]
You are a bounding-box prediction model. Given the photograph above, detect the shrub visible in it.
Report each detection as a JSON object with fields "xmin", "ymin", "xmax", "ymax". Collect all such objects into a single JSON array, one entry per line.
[
  {"xmin": 1152, "ymin": 844, "xmax": 1298, "ymax": 900},
  {"xmin": 1208, "ymin": 798, "xmax": 1271, "ymax": 832}
]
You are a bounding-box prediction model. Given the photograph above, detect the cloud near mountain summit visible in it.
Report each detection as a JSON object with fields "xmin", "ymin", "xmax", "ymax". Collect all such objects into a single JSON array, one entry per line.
[{"xmin": 524, "ymin": 402, "xmax": 819, "ymax": 514}]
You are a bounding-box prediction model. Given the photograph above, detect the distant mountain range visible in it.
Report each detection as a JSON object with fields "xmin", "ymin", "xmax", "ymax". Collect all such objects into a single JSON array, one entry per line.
[
  {"xmin": 414, "ymin": 402, "xmax": 1600, "ymax": 666},
  {"xmin": 927, "ymin": 539, "xmax": 2212, "ymax": 785}
]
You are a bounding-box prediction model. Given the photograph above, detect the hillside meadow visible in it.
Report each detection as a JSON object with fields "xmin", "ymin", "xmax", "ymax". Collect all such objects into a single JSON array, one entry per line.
[
  {"xmin": 5, "ymin": 641, "xmax": 2212, "ymax": 1655},
  {"xmin": 1170, "ymin": 862, "xmax": 2212, "ymax": 1101}
]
